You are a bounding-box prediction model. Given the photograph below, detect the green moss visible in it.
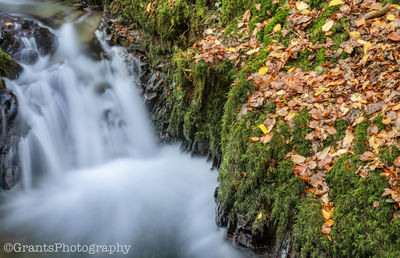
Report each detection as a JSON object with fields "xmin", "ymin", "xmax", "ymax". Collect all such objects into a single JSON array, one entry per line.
[
  {"xmin": 310, "ymin": 6, "xmax": 339, "ymax": 44},
  {"xmin": 327, "ymin": 155, "xmax": 400, "ymax": 257},
  {"xmin": 352, "ymin": 120, "xmax": 370, "ymax": 154},
  {"xmin": 292, "ymin": 195, "xmax": 331, "ymax": 258},
  {"xmin": 271, "ymin": 160, "xmax": 304, "ymax": 239},
  {"xmin": 322, "ymin": 119, "xmax": 348, "ymax": 149},
  {"xmin": 292, "ymin": 109, "xmax": 312, "ymax": 156},
  {"xmin": 315, "ymin": 47, "xmax": 326, "ymax": 65},
  {"xmin": 309, "ymin": 0, "xmax": 327, "ymax": 8},
  {"xmin": 111, "ymin": 0, "xmax": 209, "ymax": 48},
  {"xmin": 0, "ymin": 50, "xmax": 22, "ymax": 79},
  {"xmin": 373, "ymin": 114, "xmax": 385, "ymax": 132},
  {"xmin": 262, "ymin": 8, "xmax": 290, "ymax": 44},
  {"xmin": 380, "ymin": 146, "xmax": 400, "ymax": 166}
]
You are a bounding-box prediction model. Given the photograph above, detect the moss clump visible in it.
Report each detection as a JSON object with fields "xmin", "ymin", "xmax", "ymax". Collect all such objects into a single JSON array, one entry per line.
[
  {"xmin": 322, "ymin": 119, "xmax": 348, "ymax": 149},
  {"xmin": 352, "ymin": 120, "xmax": 370, "ymax": 154},
  {"xmin": 373, "ymin": 114, "xmax": 385, "ymax": 132},
  {"xmin": 292, "ymin": 109, "xmax": 312, "ymax": 156},
  {"xmin": 327, "ymin": 155, "xmax": 400, "ymax": 257},
  {"xmin": 310, "ymin": 6, "xmax": 339, "ymax": 44},
  {"xmin": 380, "ymin": 146, "xmax": 400, "ymax": 166},
  {"xmin": 167, "ymin": 57, "xmax": 233, "ymax": 159},
  {"xmin": 292, "ymin": 195, "xmax": 331, "ymax": 257},
  {"xmin": 0, "ymin": 50, "xmax": 22, "ymax": 79},
  {"xmin": 261, "ymin": 8, "xmax": 290, "ymax": 44},
  {"xmin": 218, "ymin": 105, "xmax": 312, "ymax": 240},
  {"xmin": 111, "ymin": 0, "xmax": 210, "ymax": 48}
]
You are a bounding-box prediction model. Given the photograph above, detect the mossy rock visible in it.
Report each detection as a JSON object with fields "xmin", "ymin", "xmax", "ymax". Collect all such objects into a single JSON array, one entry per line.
[{"xmin": 0, "ymin": 50, "xmax": 22, "ymax": 80}]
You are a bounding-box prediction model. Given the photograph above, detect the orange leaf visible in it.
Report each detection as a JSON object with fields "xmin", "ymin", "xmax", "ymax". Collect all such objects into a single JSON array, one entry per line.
[{"xmin": 388, "ymin": 32, "xmax": 400, "ymax": 41}]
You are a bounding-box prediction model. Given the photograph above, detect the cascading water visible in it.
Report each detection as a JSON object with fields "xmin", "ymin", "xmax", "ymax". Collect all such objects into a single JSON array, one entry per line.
[{"xmin": 0, "ymin": 4, "xmax": 246, "ymax": 258}]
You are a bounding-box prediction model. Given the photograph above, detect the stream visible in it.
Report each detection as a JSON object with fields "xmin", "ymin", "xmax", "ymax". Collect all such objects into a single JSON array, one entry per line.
[{"xmin": 0, "ymin": 1, "xmax": 247, "ymax": 257}]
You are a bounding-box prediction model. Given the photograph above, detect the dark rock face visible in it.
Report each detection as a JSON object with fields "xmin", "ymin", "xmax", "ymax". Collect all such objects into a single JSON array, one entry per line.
[
  {"xmin": 0, "ymin": 90, "xmax": 20, "ymax": 189},
  {"xmin": 0, "ymin": 15, "xmax": 57, "ymax": 65}
]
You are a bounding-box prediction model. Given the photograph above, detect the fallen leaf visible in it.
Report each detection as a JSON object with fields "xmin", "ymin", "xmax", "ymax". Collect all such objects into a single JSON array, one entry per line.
[
  {"xmin": 322, "ymin": 20, "xmax": 334, "ymax": 32},
  {"xmin": 394, "ymin": 156, "xmax": 400, "ymax": 167},
  {"xmin": 324, "ymin": 219, "xmax": 334, "ymax": 227},
  {"xmin": 383, "ymin": 188, "xmax": 393, "ymax": 196},
  {"xmin": 388, "ymin": 32, "xmax": 400, "ymax": 41},
  {"xmin": 296, "ymin": 1, "xmax": 309, "ymax": 11},
  {"xmin": 260, "ymin": 133, "xmax": 273, "ymax": 144},
  {"xmin": 258, "ymin": 67, "xmax": 269, "ymax": 75},
  {"xmin": 387, "ymin": 14, "xmax": 396, "ymax": 21},
  {"xmin": 249, "ymin": 137, "xmax": 260, "ymax": 142},
  {"xmin": 273, "ymin": 24, "xmax": 281, "ymax": 32},
  {"xmin": 373, "ymin": 201, "xmax": 379, "ymax": 207},
  {"xmin": 342, "ymin": 129, "xmax": 354, "ymax": 148},
  {"xmin": 243, "ymin": 10, "xmax": 251, "ymax": 22},
  {"xmin": 322, "ymin": 224, "xmax": 332, "ymax": 234},
  {"xmin": 291, "ymin": 154, "xmax": 306, "ymax": 164},
  {"xmin": 322, "ymin": 207, "xmax": 334, "ymax": 220},
  {"xmin": 329, "ymin": 0, "xmax": 343, "ymax": 7},
  {"xmin": 349, "ymin": 31, "xmax": 361, "ymax": 38},
  {"xmin": 258, "ymin": 124, "xmax": 268, "ymax": 134}
]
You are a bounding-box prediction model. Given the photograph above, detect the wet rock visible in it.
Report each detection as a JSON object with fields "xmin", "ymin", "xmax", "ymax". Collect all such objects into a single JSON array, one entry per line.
[
  {"xmin": 0, "ymin": 90, "xmax": 18, "ymax": 124},
  {"xmin": 0, "ymin": 90, "xmax": 21, "ymax": 190},
  {"xmin": 34, "ymin": 27, "xmax": 57, "ymax": 56},
  {"xmin": 0, "ymin": 15, "xmax": 57, "ymax": 64}
]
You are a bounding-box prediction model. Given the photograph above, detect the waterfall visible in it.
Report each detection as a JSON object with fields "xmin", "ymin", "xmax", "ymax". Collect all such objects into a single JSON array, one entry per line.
[{"xmin": 0, "ymin": 8, "xmax": 244, "ymax": 258}]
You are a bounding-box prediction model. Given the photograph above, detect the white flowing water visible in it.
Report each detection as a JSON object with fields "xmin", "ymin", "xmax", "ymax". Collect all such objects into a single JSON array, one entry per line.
[{"xmin": 0, "ymin": 4, "xmax": 245, "ymax": 258}]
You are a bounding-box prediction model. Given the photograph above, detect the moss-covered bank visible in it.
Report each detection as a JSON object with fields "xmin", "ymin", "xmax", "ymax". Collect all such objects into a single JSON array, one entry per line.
[{"xmin": 103, "ymin": 0, "xmax": 400, "ymax": 256}]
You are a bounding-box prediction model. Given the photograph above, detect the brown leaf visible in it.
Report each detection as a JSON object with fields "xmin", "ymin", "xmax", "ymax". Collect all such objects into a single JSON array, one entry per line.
[
  {"xmin": 394, "ymin": 156, "xmax": 400, "ymax": 167},
  {"xmin": 388, "ymin": 32, "xmax": 400, "ymax": 42},
  {"xmin": 373, "ymin": 201, "xmax": 379, "ymax": 207},
  {"xmin": 382, "ymin": 188, "xmax": 393, "ymax": 196},
  {"xmin": 342, "ymin": 129, "xmax": 354, "ymax": 148},
  {"xmin": 322, "ymin": 224, "xmax": 332, "ymax": 234},
  {"xmin": 243, "ymin": 10, "xmax": 251, "ymax": 22},
  {"xmin": 291, "ymin": 154, "xmax": 306, "ymax": 164}
]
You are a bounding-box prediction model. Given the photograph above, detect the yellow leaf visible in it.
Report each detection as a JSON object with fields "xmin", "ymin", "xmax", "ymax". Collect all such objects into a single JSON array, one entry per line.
[
  {"xmin": 363, "ymin": 41, "xmax": 371, "ymax": 55},
  {"xmin": 5, "ymin": 22, "xmax": 13, "ymax": 26},
  {"xmin": 357, "ymin": 39, "xmax": 367, "ymax": 45},
  {"xmin": 324, "ymin": 219, "xmax": 334, "ymax": 227},
  {"xmin": 322, "ymin": 20, "xmax": 334, "ymax": 32},
  {"xmin": 329, "ymin": 0, "xmax": 343, "ymax": 7},
  {"xmin": 362, "ymin": 80, "xmax": 370, "ymax": 90},
  {"xmin": 256, "ymin": 212, "xmax": 263, "ymax": 220},
  {"xmin": 226, "ymin": 48, "xmax": 236, "ymax": 52},
  {"xmin": 322, "ymin": 207, "xmax": 334, "ymax": 220},
  {"xmin": 315, "ymin": 87, "xmax": 328, "ymax": 96},
  {"xmin": 258, "ymin": 124, "xmax": 268, "ymax": 134},
  {"xmin": 249, "ymin": 137, "xmax": 260, "ymax": 142},
  {"xmin": 287, "ymin": 67, "xmax": 295, "ymax": 73},
  {"xmin": 258, "ymin": 67, "xmax": 269, "ymax": 75},
  {"xmin": 349, "ymin": 31, "xmax": 361, "ymax": 38},
  {"xmin": 393, "ymin": 4, "xmax": 400, "ymax": 10},
  {"xmin": 146, "ymin": 2, "xmax": 152, "ymax": 13},
  {"xmin": 296, "ymin": 1, "xmax": 309, "ymax": 11},
  {"xmin": 273, "ymin": 23, "xmax": 281, "ymax": 32},
  {"xmin": 387, "ymin": 14, "xmax": 396, "ymax": 21}
]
